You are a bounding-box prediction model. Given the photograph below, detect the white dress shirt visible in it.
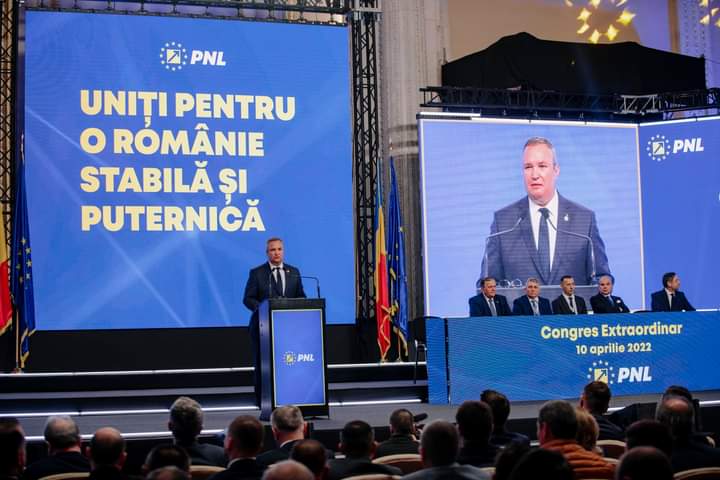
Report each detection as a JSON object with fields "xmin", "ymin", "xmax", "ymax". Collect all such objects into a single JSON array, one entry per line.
[
  {"xmin": 529, "ymin": 191, "xmax": 559, "ymax": 270},
  {"xmin": 269, "ymin": 262, "xmax": 286, "ymax": 295}
]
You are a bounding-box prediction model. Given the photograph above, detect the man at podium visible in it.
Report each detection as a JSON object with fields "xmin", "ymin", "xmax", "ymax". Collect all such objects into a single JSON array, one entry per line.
[{"xmin": 243, "ymin": 237, "xmax": 306, "ymax": 405}]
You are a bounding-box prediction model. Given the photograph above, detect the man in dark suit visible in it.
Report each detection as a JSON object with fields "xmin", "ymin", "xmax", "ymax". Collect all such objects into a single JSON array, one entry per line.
[
  {"xmin": 22, "ymin": 416, "xmax": 90, "ymax": 480},
  {"xmin": 168, "ymin": 397, "xmax": 226, "ymax": 467},
  {"xmin": 579, "ymin": 381, "xmax": 624, "ymax": 441},
  {"xmin": 481, "ymin": 137, "xmax": 610, "ymax": 287},
  {"xmin": 402, "ymin": 421, "xmax": 490, "ymax": 480},
  {"xmin": 209, "ymin": 416, "xmax": 266, "ymax": 480},
  {"xmin": 257, "ymin": 406, "xmax": 305, "ymax": 467},
  {"xmin": 374, "ymin": 408, "xmax": 419, "ymax": 458},
  {"xmin": 512, "ymin": 277, "xmax": 553, "ymax": 316},
  {"xmin": 469, "ymin": 277, "xmax": 512, "ymax": 317},
  {"xmin": 552, "ymin": 276, "xmax": 588, "ymax": 315},
  {"xmin": 326, "ymin": 421, "xmax": 401, "ymax": 480},
  {"xmin": 590, "ymin": 275, "xmax": 630, "ymax": 314},
  {"xmin": 243, "ymin": 237, "xmax": 306, "ymax": 405},
  {"xmin": 480, "ymin": 390, "xmax": 530, "ymax": 448},
  {"xmin": 290, "ymin": 440, "xmax": 329, "ymax": 480},
  {"xmin": 651, "ymin": 272, "xmax": 695, "ymax": 312},
  {"xmin": 0, "ymin": 417, "xmax": 26, "ymax": 480},
  {"xmin": 87, "ymin": 428, "xmax": 136, "ymax": 480},
  {"xmin": 456, "ymin": 401, "xmax": 499, "ymax": 468}
]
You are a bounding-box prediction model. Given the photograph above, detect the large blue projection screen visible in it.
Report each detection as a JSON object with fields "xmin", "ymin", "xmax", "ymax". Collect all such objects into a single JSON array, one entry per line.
[
  {"xmin": 420, "ymin": 118, "xmax": 642, "ymax": 317},
  {"xmin": 24, "ymin": 11, "xmax": 354, "ymax": 329}
]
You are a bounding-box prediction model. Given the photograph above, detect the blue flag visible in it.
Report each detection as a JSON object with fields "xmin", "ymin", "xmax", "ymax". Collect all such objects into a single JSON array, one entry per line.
[
  {"xmin": 388, "ymin": 158, "xmax": 408, "ymax": 355},
  {"xmin": 11, "ymin": 144, "xmax": 36, "ymax": 369}
]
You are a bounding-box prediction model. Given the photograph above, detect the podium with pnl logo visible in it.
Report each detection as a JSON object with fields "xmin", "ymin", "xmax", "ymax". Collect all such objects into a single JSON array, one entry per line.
[{"xmin": 258, "ymin": 298, "xmax": 328, "ymax": 419}]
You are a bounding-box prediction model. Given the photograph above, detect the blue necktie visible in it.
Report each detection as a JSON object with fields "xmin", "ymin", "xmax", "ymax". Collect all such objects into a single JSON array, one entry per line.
[{"xmin": 538, "ymin": 208, "xmax": 551, "ymax": 281}]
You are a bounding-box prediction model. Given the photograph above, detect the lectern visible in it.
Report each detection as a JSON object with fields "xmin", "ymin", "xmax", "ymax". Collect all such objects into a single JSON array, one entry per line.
[{"xmin": 257, "ymin": 298, "xmax": 328, "ymax": 420}]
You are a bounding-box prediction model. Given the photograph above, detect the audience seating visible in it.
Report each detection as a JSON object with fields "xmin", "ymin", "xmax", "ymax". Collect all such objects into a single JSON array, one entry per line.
[
  {"xmin": 189, "ymin": 465, "xmax": 225, "ymax": 480},
  {"xmin": 596, "ymin": 439, "xmax": 626, "ymax": 459},
  {"xmin": 372, "ymin": 454, "xmax": 422, "ymax": 474},
  {"xmin": 674, "ymin": 468, "xmax": 720, "ymax": 480},
  {"xmin": 342, "ymin": 475, "xmax": 401, "ymax": 480},
  {"xmin": 39, "ymin": 473, "xmax": 90, "ymax": 480}
]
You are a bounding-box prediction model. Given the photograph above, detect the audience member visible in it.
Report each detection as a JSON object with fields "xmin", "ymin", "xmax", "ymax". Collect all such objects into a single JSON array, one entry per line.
[
  {"xmin": 257, "ymin": 406, "xmax": 306, "ymax": 467},
  {"xmin": 455, "ymin": 401, "xmax": 499, "ymax": 467},
  {"xmin": 625, "ymin": 420, "xmax": 672, "ymax": 457},
  {"xmin": 326, "ymin": 421, "xmax": 400, "ymax": 480},
  {"xmin": 656, "ymin": 396, "xmax": 720, "ymax": 472},
  {"xmin": 168, "ymin": 397, "xmax": 226, "ymax": 467},
  {"xmin": 374, "ymin": 408, "xmax": 419, "ymax": 458},
  {"xmin": 509, "ymin": 449, "xmax": 573, "ymax": 480},
  {"xmin": 537, "ymin": 400, "xmax": 615, "ymax": 479},
  {"xmin": 261, "ymin": 460, "xmax": 313, "ymax": 480},
  {"xmin": 480, "ymin": 390, "xmax": 530, "ymax": 448},
  {"xmin": 22, "ymin": 415, "xmax": 90, "ymax": 480},
  {"xmin": 208, "ymin": 416, "xmax": 266, "ymax": 480},
  {"xmin": 403, "ymin": 420, "xmax": 490, "ymax": 480},
  {"xmin": 580, "ymin": 381, "xmax": 624, "ymax": 441},
  {"xmin": 615, "ymin": 446, "xmax": 673, "ymax": 480},
  {"xmin": 0, "ymin": 417, "xmax": 26, "ymax": 480},
  {"xmin": 145, "ymin": 466, "xmax": 190, "ymax": 480},
  {"xmin": 575, "ymin": 408, "xmax": 601, "ymax": 453},
  {"xmin": 87, "ymin": 427, "xmax": 132, "ymax": 480},
  {"xmin": 493, "ymin": 442, "xmax": 530, "ymax": 480},
  {"xmin": 289, "ymin": 440, "xmax": 328, "ymax": 480},
  {"xmin": 142, "ymin": 445, "xmax": 190, "ymax": 474}
]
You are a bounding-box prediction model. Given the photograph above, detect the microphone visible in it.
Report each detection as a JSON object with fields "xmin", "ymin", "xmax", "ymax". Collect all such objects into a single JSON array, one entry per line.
[
  {"xmin": 482, "ymin": 216, "xmax": 524, "ymax": 280},
  {"xmin": 285, "ymin": 269, "xmax": 321, "ymax": 299},
  {"xmin": 546, "ymin": 216, "xmax": 597, "ymax": 284}
]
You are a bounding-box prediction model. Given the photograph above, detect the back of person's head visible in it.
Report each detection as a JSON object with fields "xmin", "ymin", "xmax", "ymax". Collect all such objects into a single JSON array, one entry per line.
[
  {"xmin": 455, "ymin": 400, "xmax": 493, "ymax": 444},
  {"xmin": 290, "ymin": 439, "xmax": 327, "ymax": 480},
  {"xmin": 146, "ymin": 465, "xmax": 191, "ymax": 480},
  {"xmin": 44, "ymin": 415, "xmax": 81, "ymax": 451},
  {"xmin": 261, "ymin": 460, "xmax": 314, "ymax": 480},
  {"xmin": 270, "ymin": 406, "xmax": 304, "ymax": 434},
  {"xmin": 419, "ymin": 420, "xmax": 459, "ymax": 468},
  {"xmin": 538, "ymin": 400, "xmax": 578, "ymax": 442},
  {"xmin": 0, "ymin": 417, "xmax": 25, "ymax": 475},
  {"xmin": 226, "ymin": 416, "xmax": 264, "ymax": 458},
  {"xmin": 339, "ymin": 420, "xmax": 374, "ymax": 458},
  {"xmin": 493, "ymin": 442, "xmax": 531, "ymax": 480},
  {"xmin": 655, "ymin": 396, "xmax": 693, "ymax": 442},
  {"xmin": 625, "ymin": 420, "xmax": 672, "ymax": 457},
  {"xmin": 662, "ymin": 272, "xmax": 676, "ymax": 289},
  {"xmin": 143, "ymin": 444, "xmax": 190, "ymax": 473},
  {"xmin": 575, "ymin": 408, "xmax": 599, "ymax": 452},
  {"xmin": 615, "ymin": 446, "xmax": 673, "ymax": 480},
  {"xmin": 663, "ymin": 385, "xmax": 693, "ymax": 403},
  {"xmin": 480, "ymin": 389, "xmax": 511, "ymax": 430},
  {"xmin": 169, "ymin": 396, "xmax": 204, "ymax": 444},
  {"xmin": 509, "ymin": 449, "xmax": 573, "ymax": 480},
  {"xmin": 89, "ymin": 427, "xmax": 126, "ymax": 468},
  {"xmin": 388, "ymin": 408, "xmax": 414, "ymax": 436},
  {"xmin": 583, "ymin": 381, "xmax": 612, "ymax": 414}
]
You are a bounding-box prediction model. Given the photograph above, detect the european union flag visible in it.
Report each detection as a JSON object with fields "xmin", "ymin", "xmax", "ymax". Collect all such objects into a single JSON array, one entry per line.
[
  {"xmin": 388, "ymin": 158, "xmax": 408, "ymax": 356},
  {"xmin": 11, "ymin": 146, "xmax": 36, "ymax": 369}
]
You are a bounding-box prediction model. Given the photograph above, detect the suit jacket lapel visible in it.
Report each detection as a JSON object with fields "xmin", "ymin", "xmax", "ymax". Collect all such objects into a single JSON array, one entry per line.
[
  {"xmin": 550, "ymin": 195, "xmax": 570, "ymax": 283},
  {"xmin": 519, "ymin": 200, "xmax": 546, "ymax": 283}
]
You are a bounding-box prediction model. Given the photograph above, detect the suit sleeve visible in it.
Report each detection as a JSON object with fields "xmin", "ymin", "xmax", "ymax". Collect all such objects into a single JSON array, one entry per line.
[
  {"xmin": 480, "ymin": 215, "xmax": 504, "ymax": 283},
  {"xmin": 681, "ymin": 292, "xmax": 695, "ymax": 311},
  {"xmin": 469, "ymin": 297, "xmax": 480, "ymax": 317},
  {"xmin": 499, "ymin": 296, "xmax": 512, "ymax": 316},
  {"xmin": 650, "ymin": 292, "xmax": 662, "ymax": 312},
  {"xmin": 590, "ymin": 295, "xmax": 603, "ymax": 313},
  {"xmin": 589, "ymin": 212, "xmax": 610, "ymax": 280},
  {"xmin": 243, "ymin": 270, "xmax": 260, "ymax": 312},
  {"xmin": 512, "ymin": 298, "xmax": 522, "ymax": 315},
  {"xmin": 295, "ymin": 268, "xmax": 306, "ymax": 298}
]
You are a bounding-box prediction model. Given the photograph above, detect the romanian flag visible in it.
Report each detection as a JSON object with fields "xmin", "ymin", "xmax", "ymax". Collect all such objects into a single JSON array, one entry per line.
[
  {"xmin": 0, "ymin": 221, "xmax": 12, "ymax": 336},
  {"xmin": 374, "ymin": 169, "xmax": 391, "ymax": 361}
]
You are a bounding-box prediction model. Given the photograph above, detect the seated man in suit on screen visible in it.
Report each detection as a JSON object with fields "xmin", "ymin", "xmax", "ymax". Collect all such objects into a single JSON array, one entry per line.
[
  {"xmin": 590, "ymin": 274, "xmax": 630, "ymax": 314},
  {"xmin": 469, "ymin": 277, "xmax": 512, "ymax": 317},
  {"xmin": 650, "ymin": 272, "xmax": 695, "ymax": 312},
  {"xmin": 512, "ymin": 277, "xmax": 553, "ymax": 315},
  {"xmin": 481, "ymin": 137, "xmax": 610, "ymax": 287},
  {"xmin": 552, "ymin": 275, "xmax": 588, "ymax": 315}
]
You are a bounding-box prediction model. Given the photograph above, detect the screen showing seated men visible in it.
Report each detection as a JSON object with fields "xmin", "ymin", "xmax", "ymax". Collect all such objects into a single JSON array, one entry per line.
[
  {"xmin": 420, "ymin": 115, "xmax": 720, "ymax": 317},
  {"xmin": 22, "ymin": 11, "xmax": 354, "ymax": 329}
]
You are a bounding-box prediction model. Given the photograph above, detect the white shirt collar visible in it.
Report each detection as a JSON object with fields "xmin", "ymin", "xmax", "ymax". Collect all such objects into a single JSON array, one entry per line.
[
  {"xmin": 269, "ymin": 262, "xmax": 284, "ymax": 270},
  {"xmin": 528, "ymin": 191, "xmax": 559, "ymax": 222}
]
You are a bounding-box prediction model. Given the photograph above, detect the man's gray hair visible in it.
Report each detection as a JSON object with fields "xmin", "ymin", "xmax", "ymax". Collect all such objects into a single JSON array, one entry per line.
[
  {"xmin": 262, "ymin": 460, "xmax": 313, "ymax": 480},
  {"xmin": 169, "ymin": 396, "xmax": 203, "ymax": 441},
  {"xmin": 44, "ymin": 415, "xmax": 80, "ymax": 449},
  {"xmin": 524, "ymin": 137, "xmax": 558, "ymax": 165},
  {"xmin": 270, "ymin": 405, "xmax": 304, "ymax": 433}
]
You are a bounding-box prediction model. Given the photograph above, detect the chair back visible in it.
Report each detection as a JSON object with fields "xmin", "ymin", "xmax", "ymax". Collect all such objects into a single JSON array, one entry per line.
[
  {"xmin": 40, "ymin": 474, "xmax": 90, "ymax": 480},
  {"xmin": 597, "ymin": 439, "xmax": 626, "ymax": 459},
  {"xmin": 189, "ymin": 465, "xmax": 225, "ymax": 480},
  {"xmin": 343, "ymin": 475, "xmax": 401, "ymax": 480},
  {"xmin": 373, "ymin": 454, "xmax": 422, "ymax": 474},
  {"xmin": 674, "ymin": 467, "xmax": 720, "ymax": 480}
]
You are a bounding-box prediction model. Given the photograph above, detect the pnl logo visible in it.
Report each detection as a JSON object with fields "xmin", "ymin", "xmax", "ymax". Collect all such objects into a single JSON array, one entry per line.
[
  {"xmin": 587, "ymin": 360, "xmax": 616, "ymax": 385},
  {"xmin": 646, "ymin": 134, "xmax": 705, "ymax": 162},
  {"xmin": 283, "ymin": 352, "xmax": 316, "ymax": 366},
  {"xmin": 160, "ymin": 42, "xmax": 188, "ymax": 71}
]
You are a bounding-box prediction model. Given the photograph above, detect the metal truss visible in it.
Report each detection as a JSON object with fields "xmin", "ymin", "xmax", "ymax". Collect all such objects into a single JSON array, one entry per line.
[
  {"xmin": 421, "ymin": 86, "xmax": 720, "ymax": 120},
  {"xmin": 1, "ymin": 0, "xmax": 14, "ymax": 239},
  {"xmin": 351, "ymin": 0, "xmax": 380, "ymax": 352}
]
